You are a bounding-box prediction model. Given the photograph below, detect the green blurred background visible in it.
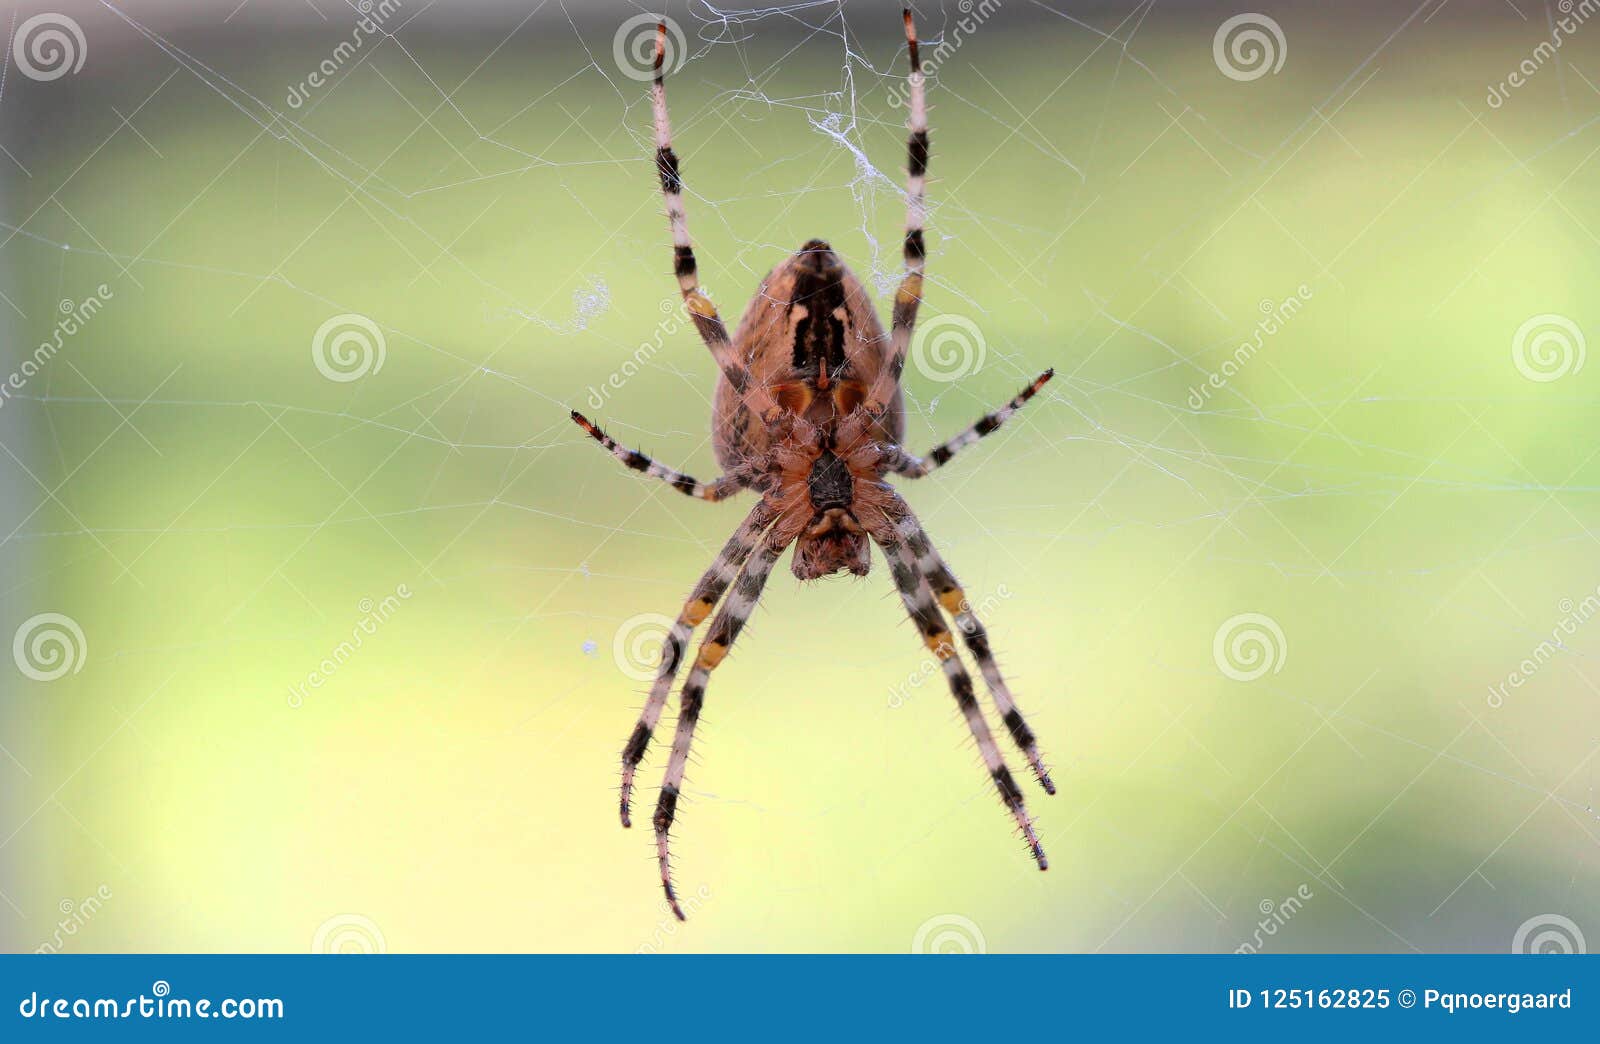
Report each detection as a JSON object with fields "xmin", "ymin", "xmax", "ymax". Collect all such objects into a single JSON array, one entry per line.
[{"xmin": 2, "ymin": 0, "xmax": 1597, "ymax": 953}]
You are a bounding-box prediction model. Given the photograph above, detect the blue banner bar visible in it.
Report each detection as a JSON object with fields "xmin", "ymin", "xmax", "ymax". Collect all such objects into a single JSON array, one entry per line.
[{"xmin": 1, "ymin": 955, "xmax": 1593, "ymax": 1040}]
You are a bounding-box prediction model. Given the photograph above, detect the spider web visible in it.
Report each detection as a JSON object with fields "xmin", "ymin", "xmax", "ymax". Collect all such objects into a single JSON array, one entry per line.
[{"xmin": 1, "ymin": 0, "xmax": 1597, "ymax": 955}]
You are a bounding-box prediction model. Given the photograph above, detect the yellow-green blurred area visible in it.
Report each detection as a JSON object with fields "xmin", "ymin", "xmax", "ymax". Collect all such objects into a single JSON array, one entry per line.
[{"xmin": 2, "ymin": 0, "xmax": 1598, "ymax": 953}]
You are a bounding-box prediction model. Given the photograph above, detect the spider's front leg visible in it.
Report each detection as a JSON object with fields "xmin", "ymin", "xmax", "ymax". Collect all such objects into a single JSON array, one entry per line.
[
  {"xmin": 888, "ymin": 497, "xmax": 1055, "ymax": 794},
  {"xmin": 884, "ymin": 369, "xmax": 1054, "ymax": 478},
  {"xmin": 652, "ymin": 519, "xmax": 797, "ymax": 919},
  {"xmin": 618, "ymin": 501, "xmax": 776, "ymax": 826},
  {"xmin": 868, "ymin": 523, "xmax": 1048, "ymax": 869}
]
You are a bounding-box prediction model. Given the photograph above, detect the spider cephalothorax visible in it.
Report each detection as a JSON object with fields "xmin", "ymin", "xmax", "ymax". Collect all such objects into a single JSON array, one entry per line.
[
  {"xmin": 570, "ymin": 11, "xmax": 1059, "ymax": 920},
  {"xmin": 768, "ymin": 414, "xmax": 893, "ymax": 580}
]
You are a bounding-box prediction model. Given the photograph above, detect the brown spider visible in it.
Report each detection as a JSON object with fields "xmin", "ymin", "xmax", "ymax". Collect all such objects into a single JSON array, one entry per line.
[{"xmin": 572, "ymin": 11, "xmax": 1056, "ymax": 920}]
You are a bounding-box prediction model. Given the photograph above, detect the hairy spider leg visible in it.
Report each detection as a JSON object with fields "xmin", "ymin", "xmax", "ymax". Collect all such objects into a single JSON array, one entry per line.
[
  {"xmin": 652, "ymin": 521, "xmax": 792, "ymax": 919},
  {"xmin": 867, "ymin": 9, "xmax": 930, "ymax": 415},
  {"xmin": 870, "ymin": 523, "xmax": 1048, "ymax": 869},
  {"xmin": 651, "ymin": 24, "xmax": 779, "ymax": 421},
  {"xmin": 571, "ymin": 411, "xmax": 744, "ymax": 501},
  {"xmin": 619, "ymin": 501, "xmax": 777, "ymax": 826},
  {"xmin": 888, "ymin": 496, "xmax": 1056, "ymax": 794}
]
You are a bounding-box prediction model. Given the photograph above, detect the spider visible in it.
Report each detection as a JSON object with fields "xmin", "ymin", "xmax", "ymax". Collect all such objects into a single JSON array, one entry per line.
[{"xmin": 572, "ymin": 10, "xmax": 1056, "ymax": 920}]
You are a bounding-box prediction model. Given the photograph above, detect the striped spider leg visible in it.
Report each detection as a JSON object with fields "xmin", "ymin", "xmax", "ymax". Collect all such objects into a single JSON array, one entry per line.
[
  {"xmin": 885, "ymin": 495, "xmax": 1055, "ymax": 794},
  {"xmin": 652, "ymin": 515, "xmax": 801, "ymax": 919},
  {"xmin": 866, "ymin": 8, "xmax": 930, "ymax": 416},
  {"xmin": 884, "ymin": 369, "xmax": 1055, "ymax": 478},
  {"xmin": 569, "ymin": 411, "xmax": 747, "ymax": 501},
  {"xmin": 618, "ymin": 500, "xmax": 778, "ymax": 827},
  {"xmin": 866, "ymin": 516, "xmax": 1048, "ymax": 869},
  {"xmin": 650, "ymin": 23, "xmax": 779, "ymax": 422}
]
